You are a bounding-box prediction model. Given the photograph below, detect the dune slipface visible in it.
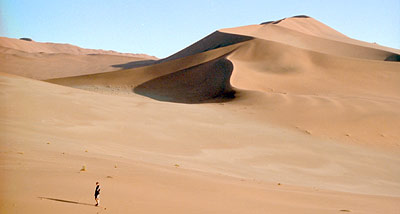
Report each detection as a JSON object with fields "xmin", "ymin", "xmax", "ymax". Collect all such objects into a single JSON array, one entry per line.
[
  {"xmin": 160, "ymin": 31, "xmax": 253, "ymax": 62},
  {"xmin": 1, "ymin": 16, "xmax": 400, "ymax": 214},
  {"xmin": 134, "ymin": 55, "xmax": 235, "ymax": 103}
]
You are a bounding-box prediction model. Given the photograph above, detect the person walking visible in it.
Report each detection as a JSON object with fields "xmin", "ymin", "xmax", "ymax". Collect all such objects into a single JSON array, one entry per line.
[{"xmin": 94, "ymin": 182, "xmax": 101, "ymax": 206}]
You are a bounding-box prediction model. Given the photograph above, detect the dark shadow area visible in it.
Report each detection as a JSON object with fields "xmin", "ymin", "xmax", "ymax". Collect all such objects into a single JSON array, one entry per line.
[
  {"xmin": 272, "ymin": 18, "xmax": 285, "ymax": 24},
  {"xmin": 385, "ymin": 54, "xmax": 400, "ymax": 62},
  {"xmin": 38, "ymin": 197, "xmax": 96, "ymax": 207},
  {"xmin": 111, "ymin": 59, "xmax": 158, "ymax": 69},
  {"xmin": 260, "ymin": 21, "xmax": 274, "ymax": 25},
  {"xmin": 261, "ymin": 15, "xmax": 310, "ymax": 25},
  {"xmin": 19, "ymin": 37, "xmax": 33, "ymax": 41},
  {"xmin": 134, "ymin": 55, "xmax": 235, "ymax": 104},
  {"xmin": 292, "ymin": 15, "xmax": 310, "ymax": 18},
  {"xmin": 160, "ymin": 31, "xmax": 253, "ymax": 62}
]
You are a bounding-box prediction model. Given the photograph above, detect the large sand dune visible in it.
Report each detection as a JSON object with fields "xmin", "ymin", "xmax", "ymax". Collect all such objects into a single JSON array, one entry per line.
[{"xmin": 1, "ymin": 16, "xmax": 400, "ymax": 213}]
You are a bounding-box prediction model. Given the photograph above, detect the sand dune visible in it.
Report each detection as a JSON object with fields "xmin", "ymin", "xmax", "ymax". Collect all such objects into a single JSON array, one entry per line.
[
  {"xmin": 259, "ymin": 15, "xmax": 400, "ymax": 55},
  {"xmin": 0, "ymin": 37, "xmax": 157, "ymax": 79},
  {"xmin": 0, "ymin": 37, "xmax": 156, "ymax": 57},
  {"xmin": 261, "ymin": 15, "xmax": 349, "ymax": 40},
  {"xmin": 48, "ymin": 16, "xmax": 400, "ymax": 103},
  {"xmin": 222, "ymin": 20, "xmax": 399, "ymax": 61},
  {"xmin": 134, "ymin": 55, "xmax": 235, "ymax": 103},
  {"xmin": 1, "ymin": 16, "xmax": 400, "ymax": 213}
]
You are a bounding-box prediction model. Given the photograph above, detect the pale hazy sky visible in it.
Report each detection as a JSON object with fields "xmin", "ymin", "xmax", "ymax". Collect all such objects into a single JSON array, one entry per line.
[{"xmin": 1, "ymin": 0, "xmax": 399, "ymax": 58}]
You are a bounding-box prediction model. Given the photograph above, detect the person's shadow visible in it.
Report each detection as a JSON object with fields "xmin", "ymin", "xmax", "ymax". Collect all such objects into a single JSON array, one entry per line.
[{"xmin": 38, "ymin": 196, "xmax": 98, "ymax": 207}]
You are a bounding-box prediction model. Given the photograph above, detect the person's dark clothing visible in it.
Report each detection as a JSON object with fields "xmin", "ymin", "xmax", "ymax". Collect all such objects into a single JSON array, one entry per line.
[{"xmin": 94, "ymin": 185, "xmax": 101, "ymax": 198}]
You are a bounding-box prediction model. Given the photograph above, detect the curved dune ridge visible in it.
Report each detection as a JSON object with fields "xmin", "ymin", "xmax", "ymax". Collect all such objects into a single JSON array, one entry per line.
[
  {"xmin": 47, "ymin": 15, "xmax": 400, "ymax": 103},
  {"xmin": 134, "ymin": 55, "xmax": 235, "ymax": 103}
]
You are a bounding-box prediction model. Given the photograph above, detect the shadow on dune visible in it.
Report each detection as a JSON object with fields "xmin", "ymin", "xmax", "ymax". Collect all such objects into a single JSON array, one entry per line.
[
  {"xmin": 38, "ymin": 197, "xmax": 96, "ymax": 207},
  {"xmin": 261, "ymin": 15, "xmax": 309, "ymax": 25},
  {"xmin": 112, "ymin": 59, "xmax": 158, "ymax": 69},
  {"xmin": 161, "ymin": 31, "xmax": 253, "ymax": 62},
  {"xmin": 292, "ymin": 15, "xmax": 310, "ymax": 18},
  {"xmin": 111, "ymin": 32, "xmax": 253, "ymax": 70},
  {"xmin": 260, "ymin": 21, "xmax": 274, "ymax": 25},
  {"xmin": 385, "ymin": 54, "xmax": 400, "ymax": 62},
  {"xmin": 134, "ymin": 55, "xmax": 235, "ymax": 104},
  {"xmin": 131, "ymin": 32, "xmax": 256, "ymax": 103}
]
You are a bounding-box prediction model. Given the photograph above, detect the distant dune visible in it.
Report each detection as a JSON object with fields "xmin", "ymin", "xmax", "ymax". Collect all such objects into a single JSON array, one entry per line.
[
  {"xmin": 1, "ymin": 15, "xmax": 400, "ymax": 214},
  {"xmin": 0, "ymin": 37, "xmax": 157, "ymax": 79},
  {"xmin": 0, "ymin": 36, "xmax": 156, "ymax": 57}
]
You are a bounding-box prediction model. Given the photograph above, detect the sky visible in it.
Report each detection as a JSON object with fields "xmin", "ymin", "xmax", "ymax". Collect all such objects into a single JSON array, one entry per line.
[{"xmin": 1, "ymin": 0, "xmax": 399, "ymax": 58}]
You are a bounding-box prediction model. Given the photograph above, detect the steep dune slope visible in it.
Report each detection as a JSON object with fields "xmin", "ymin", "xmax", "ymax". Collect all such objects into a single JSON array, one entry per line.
[
  {"xmin": 134, "ymin": 55, "xmax": 235, "ymax": 103},
  {"xmin": 160, "ymin": 31, "xmax": 253, "ymax": 61}
]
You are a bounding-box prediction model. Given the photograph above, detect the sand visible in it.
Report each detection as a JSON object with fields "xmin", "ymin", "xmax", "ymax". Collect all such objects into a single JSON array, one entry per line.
[
  {"xmin": 1, "ymin": 15, "xmax": 400, "ymax": 213},
  {"xmin": 0, "ymin": 37, "xmax": 157, "ymax": 79}
]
